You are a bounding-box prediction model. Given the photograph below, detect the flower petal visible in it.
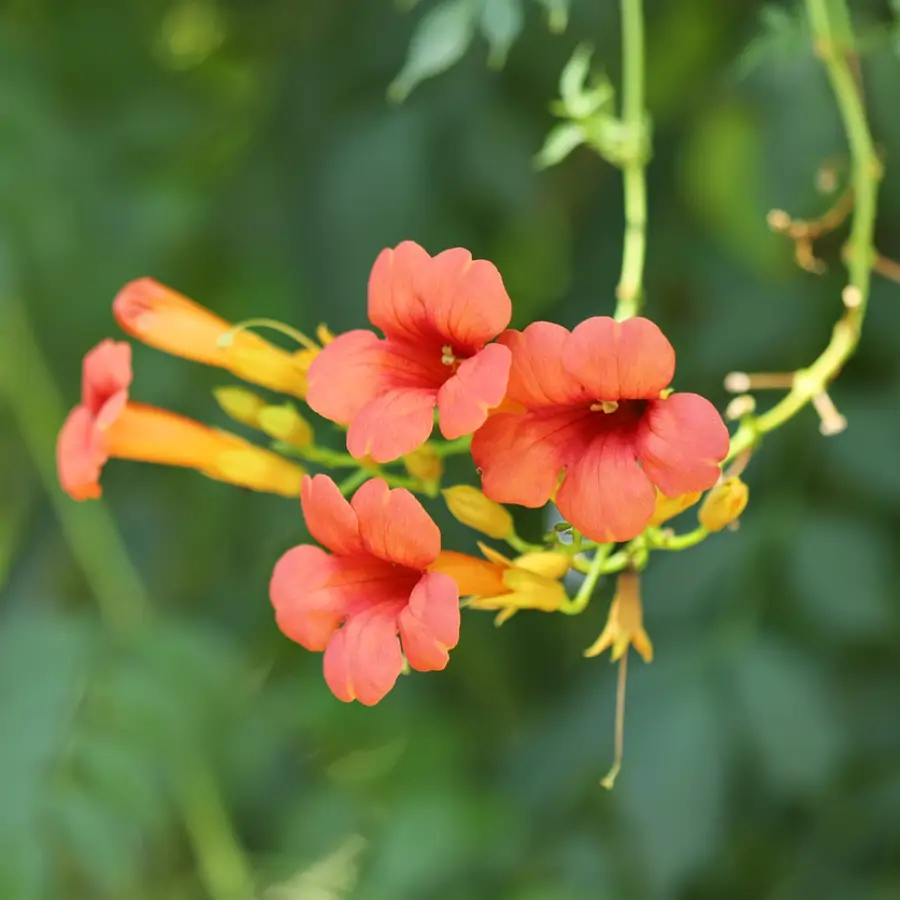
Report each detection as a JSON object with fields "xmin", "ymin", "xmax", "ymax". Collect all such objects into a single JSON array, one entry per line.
[
  {"xmin": 300, "ymin": 474, "xmax": 364, "ymax": 556},
  {"xmin": 57, "ymin": 406, "xmax": 105, "ymax": 501},
  {"xmin": 323, "ymin": 606, "xmax": 404, "ymax": 705},
  {"xmin": 368, "ymin": 242, "xmax": 511, "ymax": 352},
  {"xmin": 437, "ymin": 343, "xmax": 512, "ymax": 439},
  {"xmin": 500, "ymin": 322, "xmax": 595, "ymax": 408},
  {"xmin": 556, "ymin": 431, "xmax": 657, "ymax": 542},
  {"xmin": 270, "ymin": 545, "xmax": 409, "ymax": 652},
  {"xmin": 636, "ymin": 393, "xmax": 729, "ymax": 496},
  {"xmin": 398, "ymin": 572, "xmax": 460, "ymax": 672},
  {"xmin": 82, "ymin": 339, "xmax": 132, "ymax": 417},
  {"xmin": 270, "ymin": 545, "xmax": 350, "ymax": 650},
  {"xmin": 351, "ymin": 478, "xmax": 441, "ymax": 569},
  {"xmin": 564, "ymin": 317, "xmax": 675, "ymax": 400},
  {"xmin": 346, "ymin": 388, "xmax": 437, "ymax": 462},
  {"xmin": 471, "ymin": 407, "xmax": 592, "ymax": 507},
  {"xmin": 306, "ymin": 330, "xmax": 390, "ymax": 425}
]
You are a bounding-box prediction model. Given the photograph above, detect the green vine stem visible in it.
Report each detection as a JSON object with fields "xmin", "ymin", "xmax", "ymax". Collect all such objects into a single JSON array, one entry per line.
[
  {"xmin": 727, "ymin": 0, "xmax": 879, "ymax": 462},
  {"xmin": 562, "ymin": 0, "xmax": 882, "ymax": 614},
  {"xmin": 0, "ymin": 297, "xmax": 255, "ymax": 900},
  {"xmin": 613, "ymin": 0, "xmax": 648, "ymax": 321},
  {"xmin": 561, "ymin": 544, "xmax": 611, "ymax": 614}
]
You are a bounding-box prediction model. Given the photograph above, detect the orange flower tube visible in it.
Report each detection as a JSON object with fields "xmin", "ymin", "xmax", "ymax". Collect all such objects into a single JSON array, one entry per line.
[
  {"xmin": 57, "ymin": 340, "xmax": 305, "ymax": 500},
  {"xmin": 430, "ymin": 543, "xmax": 570, "ymax": 625},
  {"xmin": 113, "ymin": 278, "xmax": 313, "ymax": 398}
]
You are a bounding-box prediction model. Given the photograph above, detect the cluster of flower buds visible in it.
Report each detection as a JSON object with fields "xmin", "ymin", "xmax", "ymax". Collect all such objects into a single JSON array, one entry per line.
[{"xmin": 58, "ymin": 241, "xmax": 748, "ymax": 710}]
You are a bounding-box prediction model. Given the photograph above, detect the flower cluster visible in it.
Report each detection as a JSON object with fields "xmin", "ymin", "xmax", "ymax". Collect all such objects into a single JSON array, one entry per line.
[{"xmin": 59, "ymin": 241, "xmax": 739, "ymax": 711}]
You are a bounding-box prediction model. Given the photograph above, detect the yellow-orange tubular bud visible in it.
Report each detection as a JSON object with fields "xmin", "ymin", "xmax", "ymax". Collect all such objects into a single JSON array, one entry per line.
[
  {"xmin": 429, "ymin": 543, "xmax": 570, "ymax": 626},
  {"xmin": 648, "ymin": 488, "xmax": 702, "ymax": 526},
  {"xmin": 442, "ymin": 485, "xmax": 513, "ymax": 539},
  {"xmin": 403, "ymin": 445, "xmax": 444, "ymax": 483},
  {"xmin": 698, "ymin": 476, "xmax": 749, "ymax": 532},
  {"xmin": 103, "ymin": 404, "xmax": 305, "ymax": 497},
  {"xmin": 113, "ymin": 278, "xmax": 312, "ymax": 398}
]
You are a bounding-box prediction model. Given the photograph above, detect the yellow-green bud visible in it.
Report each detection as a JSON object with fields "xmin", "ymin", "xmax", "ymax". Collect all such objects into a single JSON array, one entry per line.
[
  {"xmin": 213, "ymin": 386, "xmax": 267, "ymax": 428},
  {"xmin": 258, "ymin": 403, "xmax": 313, "ymax": 448},
  {"xmin": 442, "ymin": 485, "xmax": 513, "ymax": 540},
  {"xmin": 698, "ymin": 477, "xmax": 748, "ymax": 532},
  {"xmin": 403, "ymin": 445, "xmax": 444, "ymax": 483}
]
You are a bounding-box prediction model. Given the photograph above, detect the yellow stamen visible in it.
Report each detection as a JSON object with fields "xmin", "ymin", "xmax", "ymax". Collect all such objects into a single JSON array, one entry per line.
[{"xmin": 589, "ymin": 400, "xmax": 619, "ymax": 414}]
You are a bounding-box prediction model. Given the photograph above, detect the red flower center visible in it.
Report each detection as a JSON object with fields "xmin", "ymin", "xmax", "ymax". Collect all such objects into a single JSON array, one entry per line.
[{"xmin": 585, "ymin": 398, "xmax": 646, "ymax": 433}]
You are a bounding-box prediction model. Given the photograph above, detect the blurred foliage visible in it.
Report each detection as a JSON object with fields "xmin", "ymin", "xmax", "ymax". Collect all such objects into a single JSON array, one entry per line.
[{"xmin": 1, "ymin": 0, "xmax": 900, "ymax": 898}]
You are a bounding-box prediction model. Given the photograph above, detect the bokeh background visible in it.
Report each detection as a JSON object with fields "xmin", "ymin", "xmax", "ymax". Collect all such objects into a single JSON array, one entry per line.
[{"xmin": 2, "ymin": 1, "xmax": 900, "ymax": 898}]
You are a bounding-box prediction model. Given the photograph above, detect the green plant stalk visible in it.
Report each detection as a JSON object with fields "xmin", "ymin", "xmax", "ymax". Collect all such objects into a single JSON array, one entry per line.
[
  {"xmin": 652, "ymin": 526, "xmax": 708, "ymax": 551},
  {"xmin": 0, "ymin": 298, "xmax": 254, "ymax": 900},
  {"xmin": 176, "ymin": 763, "xmax": 255, "ymax": 900},
  {"xmin": 279, "ymin": 442, "xmax": 362, "ymax": 469},
  {"xmin": 561, "ymin": 543, "xmax": 611, "ymax": 614},
  {"xmin": 613, "ymin": 0, "xmax": 647, "ymax": 321},
  {"xmin": 431, "ymin": 434, "xmax": 472, "ymax": 457},
  {"xmin": 338, "ymin": 467, "xmax": 371, "ymax": 496},
  {"xmin": 587, "ymin": 0, "xmax": 879, "ymax": 574}
]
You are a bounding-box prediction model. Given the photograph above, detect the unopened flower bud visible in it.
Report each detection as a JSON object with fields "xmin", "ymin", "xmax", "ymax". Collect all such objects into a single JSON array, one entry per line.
[
  {"xmin": 258, "ymin": 403, "xmax": 313, "ymax": 447},
  {"xmin": 649, "ymin": 488, "xmax": 702, "ymax": 526},
  {"xmin": 403, "ymin": 445, "xmax": 444, "ymax": 483},
  {"xmin": 213, "ymin": 386, "xmax": 267, "ymax": 428},
  {"xmin": 211, "ymin": 446, "xmax": 305, "ymax": 497},
  {"xmin": 442, "ymin": 485, "xmax": 513, "ymax": 539},
  {"xmin": 698, "ymin": 477, "xmax": 748, "ymax": 532}
]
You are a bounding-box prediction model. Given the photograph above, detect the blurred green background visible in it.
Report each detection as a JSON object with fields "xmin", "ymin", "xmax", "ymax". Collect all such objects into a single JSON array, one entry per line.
[{"xmin": 2, "ymin": 1, "xmax": 900, "ymax": 898}]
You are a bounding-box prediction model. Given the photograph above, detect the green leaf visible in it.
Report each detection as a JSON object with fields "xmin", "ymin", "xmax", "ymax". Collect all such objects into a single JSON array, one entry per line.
[
  {"xmin": 0, "ymin": 834, "xmax": 46, "ymax": 900},
  {"xmin": 533, "ymin": 0, "xmax": 569, "ymax": 33},
  {"xmin": 535, "ymin": 121, "xmax": 584, "ymax": 169},
  {"xmin": 733, "ymin": 640, "xmax": 844, "ymax": 795},
  {"xmin": 67, "ymin": 732, "xmax": 168, "ymax": 834},
  {"xmin": 479, "ymin": 0, "xmax": 524, "ymax": 69},
  {"xmin": 388, "ymin": 0, "xmax": 479, "ymax": 103},
  {"xmin": 560, "ymin": 42, "xmax": 590, "ymax": 99},
  {"xmin": 0, "ymin": 613, "xmax": 93, "ymax": 896},
  {"xmin": 53, "ymin": 788, "xmax": 138, "ymax": 894},
  {"xmin": 735, "ymin": 5, "xmax": 808, "ymax": 80},
  {"xmin": 0, "ymin": 613, "xmax": 91, "ymax": 826}
]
